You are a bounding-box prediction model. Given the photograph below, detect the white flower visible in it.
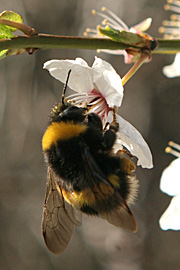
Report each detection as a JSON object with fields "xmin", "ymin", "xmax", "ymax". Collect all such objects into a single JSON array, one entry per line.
[
  {"xmin": 44, "ymin": 57, "xmax": 153, "ymax": 169},
  {"xmin": 44, "ymin": 57, "xmax": 124, "ymax": 124},
  {"xmin": 162, "ymin": 53, "xmax": 180, "ymax": 78},
  {"xmin": 159, "ymin": 195, "xmax": 180, "ymax": 231},
  {"xmin": 159, "ymin": 141, "xmax": 180, "ymax": 230},
  {"xmin": 108, "ymin": 112, "xmax": 153, "ymax": 169},
  {"xmin": 160, "ymin": 157, "xmax": 180, "ymax": 196},
  {"xmin": 84, "ymin": 7, "xmax": 152, "ymax": 63},
  {"xmin": 159, "ymin": 1, "xmax": 180, "ymax": 78}
]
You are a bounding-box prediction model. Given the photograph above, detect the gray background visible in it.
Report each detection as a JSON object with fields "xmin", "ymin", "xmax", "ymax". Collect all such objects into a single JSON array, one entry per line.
[{"xmin": 0, "ymin": 0, "xmax": 180, "ymax": 269}]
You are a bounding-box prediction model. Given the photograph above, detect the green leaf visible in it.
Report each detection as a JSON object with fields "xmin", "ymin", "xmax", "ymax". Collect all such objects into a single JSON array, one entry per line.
[
  {"xmin": 99, "ymin": 26, "xmax": 145, "ymax": 47},
  {"xmin": 0, "ymin": 23, "xmax": 14, "ymax": 38},
  {"xmin": 0, "ymin": 10, "xmax": 24, "ymax": 32},
  {"xmin": 0, "ymin": 49, "xmax": 8, "ymax": 60}
]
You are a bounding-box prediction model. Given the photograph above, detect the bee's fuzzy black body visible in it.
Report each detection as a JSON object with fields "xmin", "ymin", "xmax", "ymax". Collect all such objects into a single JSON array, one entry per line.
[{"xmin": 42, "ymin": 104, "xmax": 137, "ymax": 216}]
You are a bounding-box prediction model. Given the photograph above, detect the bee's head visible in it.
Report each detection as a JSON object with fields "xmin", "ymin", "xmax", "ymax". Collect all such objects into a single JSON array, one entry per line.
[
  {"xmin": 50, "ymin": 69, "xmax": 88, "ymax": 123},
  {"xmin": 59, "ymin": 105, "xmax": 88, "ymax": 123},
  {"xmin": 51, "ymin": 104, "xmax": 88, "ymax": 123}
]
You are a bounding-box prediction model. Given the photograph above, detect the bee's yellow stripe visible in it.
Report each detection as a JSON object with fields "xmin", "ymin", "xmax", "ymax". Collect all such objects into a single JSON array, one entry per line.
[
  {"xmin": 108, "ymin": 174, "xmax": 120, "ymax": 188},
  {"xmin": 42, "ymin": 121, "xmax": 87, "ymax": 151},
  {"xmin": 61, "ymin": 175, "xmax": 120, "ymax": 209},
  {"xmin": 62, "ymin": 188, "xmax": 96, "ymax": 208}
]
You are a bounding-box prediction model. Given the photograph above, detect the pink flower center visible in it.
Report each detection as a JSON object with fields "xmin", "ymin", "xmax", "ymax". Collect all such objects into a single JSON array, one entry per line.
[{"xmin": 66, "ymin": 89, "xmax": 111, "ymax": 125}]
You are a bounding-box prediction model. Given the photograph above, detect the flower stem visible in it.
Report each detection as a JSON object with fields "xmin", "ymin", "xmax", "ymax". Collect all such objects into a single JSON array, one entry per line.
[
  {"xmin": 0, "ymin": 19, "xmax": 35, "ymax": 36},
  {"xmin": 121, "ymin": 53, "xmax": 149, "ymax": 86},
  {"xmin": 153, "ymin": 39, "xmax": 180, "ymax": 54},
  {"xmin": 0, "ymin": 34, "xmax": 130, "ymax": 51},
  {"xmin": 1, "ymin": 35, "xmax": 180, "ymax": 55}
]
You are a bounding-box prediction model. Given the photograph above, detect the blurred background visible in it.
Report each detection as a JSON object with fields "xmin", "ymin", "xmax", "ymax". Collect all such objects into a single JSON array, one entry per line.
[{"xmin": 0, "ymin": 0, "xmax": 180, "ymax": 269}]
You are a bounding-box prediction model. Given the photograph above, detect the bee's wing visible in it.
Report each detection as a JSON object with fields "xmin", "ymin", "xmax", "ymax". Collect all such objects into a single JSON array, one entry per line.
[
  {"xmin": 100, "ymin": 202, "xmax": 137, "ymax": 232},
  {"xmin": 42, "ymin": 167, "xmax": 82, "ymax": 254}
]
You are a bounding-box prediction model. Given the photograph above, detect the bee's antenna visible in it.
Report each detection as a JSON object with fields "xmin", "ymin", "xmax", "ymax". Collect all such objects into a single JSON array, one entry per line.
[{"xmin": 61, "ymin": 69, "xmax": 71, "ymax": 104}]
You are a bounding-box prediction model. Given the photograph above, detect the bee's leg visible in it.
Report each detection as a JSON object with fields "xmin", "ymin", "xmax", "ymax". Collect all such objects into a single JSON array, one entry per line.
[
  {"xmin": 102, "ymin": 128, "xmax": 116, "ymax": 150},
  {"xmin": 102, "ymin": 118, "xmax": 119, "ymax": 151},
  {"xmin": 116, "ymin": 150, "xmax": 136, "ymax": 174},
  {"xmin": 87, "ymin": 113, "xmax": 103, "ymax": 130},
  {"xmin": 108, "ymin": 107, "xmax": 119, "ymax": 132},
  {"xmin": 109, "ymin": 121, "xmax": 119, "ymax": 132},
  {"xmin": 116, "ymin": 149, "xmax": 134, "ymax": 159}
]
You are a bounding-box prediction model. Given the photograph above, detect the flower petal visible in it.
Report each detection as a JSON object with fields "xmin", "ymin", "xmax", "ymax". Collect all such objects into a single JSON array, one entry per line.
[
  {"xmin": 160, "ymin": 158, "xmax": 180, "ymax": 196},
  {"xmin": 159, "ymin": 195, "xmax": 180, "ymax": 231},
  {"xmin": 131, "ymin": 18, "xmax": 152, "ymax": 33},
  {"xmin": 92, "ymin": 57, "xmax": 124, "ymax": 107},
  {"xmin": 162, "ymin": 53, "xmax": 180, "ymax": 78},
  {"xmin": 43, "ymin": 58, "xmax": 94, "ymax": 93},
  {"xmin": 108, "ymin": 112, "xmax": 153, "ymax": 168}
]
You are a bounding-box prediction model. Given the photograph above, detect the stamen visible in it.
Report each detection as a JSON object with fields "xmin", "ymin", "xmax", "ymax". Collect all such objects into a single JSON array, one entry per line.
[
  {"xmin": 162, "ymin": 20, "xmax": 179, "ymax": 26},
  {"xmin": 84, "ymin": 26, "xmax": 104, "ymax": 38},
  {"xmin": 67, "ymin": 93, "xmax": 86, "ymax": 100},
  {"xmin": 98, "ymin": 108, "xmax": 107, "ymax": 116},
  {"xmin": 89, "ymin": 102, "xmax": 103, "ymax": 112},
  {"xmin": 159, "ymin": 27, "xmax": 165, "ymax": 34},
  {"xmin": 67, "ymin": 95, "xmax": 87, "ymax": 105},
  {"xmin": 101, "ymin": 7, "xmax": 106, "ymax": 12},
  {"xmin": 169, "ymin": 141, "xmax": 180, "ymax": 151},
  {"xmin": 86, "ymin": 28, "xmax": 98, "ymax": 33},
  {"xmin": 167, "ymin": 0, "xmax": 180, "ymax": 6},
  {"xmin": 164, "ymin": 4, "xmax": 170, "ymax": 10},
  {"xmin": 163, "ymin": 33, "xmax": 175, "ymax": 38},
  {"xmin": 159, "ymin": 26, "xmax": 180, "ymax": 35},
  {"xmin": 164, "ymin": 4, "xmax": 180, "ymax": 13},
  {"xmin": 66, "ymin": 89, "xmax": 110, "ymax": 127},
  {"xmin": 92, "ymin": 10, "xmax": 96, "ymax": 15},
  {"xmin": 101, "ymin": 7, "xmax": 129, "ymax": 30},
  {"xmin": 89, "ymin": 98, "xmax": 102, "ymax": 105},
  {"xmin": 102, "ymin": 21, "xmax": 123, "ymax": 30},
  {"xmin": 91, "ymin": 8, "xmax": 125, "ymax": 29},
  {"xmin": 165, "ymin": 146, "xmax": 180, "ymax": 157},
  {"xmin": 165, "ymin": 141, "xmax": 180, "ymax": 157},
  {"xmin": 171, "ymin": 14, "xmax": 180, "ymax": 20}
]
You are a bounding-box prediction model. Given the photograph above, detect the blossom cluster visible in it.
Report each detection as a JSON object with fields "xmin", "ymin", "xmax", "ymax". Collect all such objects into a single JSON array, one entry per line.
[{"xmin": 84, "ymin": 7, "xmax": 152, "ymax": 63}]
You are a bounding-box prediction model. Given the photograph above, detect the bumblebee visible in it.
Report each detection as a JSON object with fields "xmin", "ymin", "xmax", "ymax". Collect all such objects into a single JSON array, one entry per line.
[{"xmin": 41, "ymin": 71, "xmax": 138, "ymax": 254}]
